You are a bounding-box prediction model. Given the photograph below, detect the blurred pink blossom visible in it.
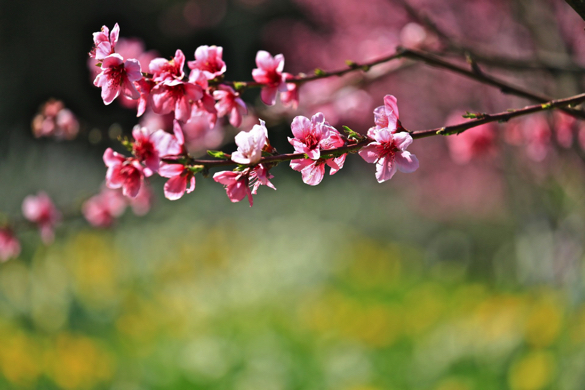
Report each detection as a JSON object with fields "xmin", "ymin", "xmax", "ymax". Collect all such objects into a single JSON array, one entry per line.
[
  {"xmin": 82, "ymin": 187, "xmax": 127, "ymax": 228},
  {"xmin": 445, "ymin": 111, "xmax": 497, "ymax": 164},
  {"xmin": 22, "ymin": 192, "xmax": 61, "ymax": 244},
  {"xmin": 0, "ymin": 228, "xmax": 20, "ymax": 262},
  {"xmin": 31, "ymin": 99, "xmax": 79, "ymax": 140}
]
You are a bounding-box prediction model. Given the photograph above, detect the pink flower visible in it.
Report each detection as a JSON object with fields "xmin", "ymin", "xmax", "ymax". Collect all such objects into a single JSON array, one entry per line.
[
  {"xmin": 151, "ymin": 79, "xmax": 203, "ymax": 122},
  {"xmin": 213, "ymin": 164, "xmax": 276, "ymax": 207},
  {"xmin": 372, "ymin": 95, "xmax": 400, "ymax": 131},
  {"xmin": 213, "ymin": 170, "xmax": 252, "ymax": 206},
  {"xmin": 94, "ymin": 54, "xmax": 142, "ymax": 105},
  {"xmin": 132, "ymin": 126, "xmax": 183, "ymax": 173},
  {"xmin": 82, "ymin": 187, "xmax": 127, "ymax": 228},
  {"xmin": 250, "ymin": 164, "xmax": 276, "ymax": 194},
  {"xmin": 149, "ymin": 49, "xmax": 186, "ymax": 82},
  {"xmin": 158, "ymin": 163, "xmax": 196, "ymax": 201},
  {"xmin": 128, "ymin": 183, "xmax": 153, "ymax": 216},
  {"xmin": 188, "ymin": 45, "xmax": 226, "ymax": 80},
  {"xmin": 280, "ymin": 73, "xmax": 299, "ymax": 109},
  {"xmin": 553, "ymin": 111, "xmax": 575, "ymax": 148},
  {"xmin": 0, "ymin": 228, "xmax": 20, "ymax": 262},
  {"xmin": 252, "ymin": 50, "xmax": 287, "ymax": 105},
  {"xmin": 22, "ymin": 192, "xmax": 61, "ymax": 244},
  {"xmin": 231, "ymin": 119, "xmax": 268, "ymax": 165},
  {"xmin": 189, "ymin": 69, "xmax": 218, "ymax": 126},
  {"xmin": 359, "ymin": 129, "xmax": 419, "ymax": 183},
  {"xmin": 288, "ymin": 113, "xmax": 334, "ymax": 159},
  {"xmin": 213, "ymin": 85, "xmax": 247, "ymax": 127},
  {"xmin": 288, "ymin": 112, "xmax": 347, "ymax": 186},
  {"xmin": 103, "ymin": 148, "xmax": 150, "ymax": 198},
  {"xmin": 445, "ymin": 111, "xmax": 497, "ymax": 164},
  {"xmin": 135, "ymin": 78, "xmax": 155, "ymax": 117},
  {"xmin": 90, "ymin": 23, "xmax": 119, "ymax": 60}
]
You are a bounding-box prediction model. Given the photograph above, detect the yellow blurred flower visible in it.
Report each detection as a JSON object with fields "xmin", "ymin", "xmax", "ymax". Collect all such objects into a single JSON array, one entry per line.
[{"xmin": 508, "ymin": 350, "xmax": 555, "ymax": 390}]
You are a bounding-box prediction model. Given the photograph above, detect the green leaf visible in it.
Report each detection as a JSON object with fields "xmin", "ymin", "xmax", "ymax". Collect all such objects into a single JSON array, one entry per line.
[
  {"xmin": 207, "ymin": 150, "xmax": 230, "ymax": 159},
  {"xmin": 342, "ymin": 125, "xmax": 363, "ymax": 140}
]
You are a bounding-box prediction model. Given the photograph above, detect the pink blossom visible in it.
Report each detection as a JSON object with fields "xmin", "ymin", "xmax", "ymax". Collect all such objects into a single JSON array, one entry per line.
[
  {"xmin": 372, "ymin": 95, "xmax": 400, "ymax": 131},
  {"xmin": 231, "ymin": 119, "xmax": 268, "ymax": 165},
  {"xmin": 213, "ymin": 85, "xmax": 247, "ymax": 127},
  {"xmin": 289, "ymin": 121, "xmax": 346, "ymax": 186},
  {"xmin": 252, "ymin": 50, "xmax": 287, "ymax": 105},
  {"xmin": 22, "ymin": 192, "xmax": 61, "ymax": 244},
  {"xmin": 31, "ymin": 99, "xmax": 79, "ymax": 140},
  {"xmin": 250, "ymin": 164, "xmax": 276, "ymax": 194},
  {"xmin": 94, "ymin": 54, "xmax": 142, "ymax": 105},
  {"xmin": 288, "ymin": 113, "xmax": 335, "ymax": 159},
  {"xmin": 280, "ymin": 73, "xmax": 299, "ymax": 109},
  {"xmin": 90, "ymin": 23, "xmax": 119, "ymax": 60},
  {"xmin": 103, "ymin": 148, "xmax": 150, "ymax": 198},
  {"xmin": 553, "ymin": 111, "xmax": 575, "ymax": 148},
  {"xmin": 180, "ymin": 114, "xmax": 224, "ymax": 154},
  {"xmin": 359, "ymin": 129, "xmax": 419, "ymax": 183},
  {"xmin": 134, "ymin": 78, "xmax": 155, "ymax": 117},
  {"xmin": 523, "ymin": 114, "xmax": 552, "ymax": 162},
  {"xmin": 213, "ymin": 170, "xmax": 253, "ymax": 206},
  {"xmin": 445, "ymin": 111, "xmax": 497, "ymax": 164},
  {"xmin": 149, "ymin": 49, "xmax": 186, "ymax": 82},
  {"xmin": 128, "ymin": 183, "xmax": 153, "ymax": 216},
  {"xmin": 151, "ymin": 79, "xmax": 203, "ymax": 122},
  {"xmin": 188, "ymin": 69, "xmax": 218, "ymax": 124},
  {"xmin": 158, "ymin": 163, "xmax": 196, "ymax": 201},
  {"xmin": 82, "ymin": 187, "xmax": 127, "ymax": 228},
  {"xmin": 188, "ymin": 45, "xmax": 226, "ymax": 80},
  {"xmin": 0, "ymin": 228, "xmax": 20, "ymax": 262},
  {"xmin": 132, "ymin": 126, "xmax": 183, "ymax": 173}
]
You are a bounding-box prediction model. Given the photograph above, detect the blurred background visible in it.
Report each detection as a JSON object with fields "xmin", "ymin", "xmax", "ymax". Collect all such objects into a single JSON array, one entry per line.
[{"xmin": 2, "ymin": 0, "xmax": 585, "ymax": 389}]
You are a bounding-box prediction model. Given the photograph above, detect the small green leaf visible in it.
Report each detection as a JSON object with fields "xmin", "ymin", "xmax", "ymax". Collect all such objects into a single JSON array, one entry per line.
[
  {"xmin": 233, "ymin": 82, "xmax": 247, "ymax": 91},
  {"xmin": 118, "ymin": 136, "xmax": 134, "ymax": 153},
  {"xmin": 207, "ymin": 150, "xmax": 230, "ymax": 159},
  {"xmin": 314, "ymin": 68, "xmax": 326, "ymax": 76},
  {"xmin": 342, "ymin": 125, "xmax": 363, "ymax": 140},
  {"xmin": 188, "ymin": 165, "xmax": 205, "ymax": 174}
]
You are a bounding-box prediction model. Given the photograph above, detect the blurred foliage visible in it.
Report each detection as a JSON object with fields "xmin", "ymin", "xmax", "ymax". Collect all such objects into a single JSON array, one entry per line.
[{"xmin": 1, "ymin": 178, "xmax": 584, "ymax": 389}]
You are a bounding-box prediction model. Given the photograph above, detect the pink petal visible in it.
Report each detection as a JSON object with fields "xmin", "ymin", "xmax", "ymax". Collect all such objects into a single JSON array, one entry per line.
[
  {"xmin": 393, "ymin": 132, "xmax": 413, "ymax": 150},
  {"xmin": 301, "ymin": 162, "xmax": 325, "ymax": 186},
  {"xmin": 358, "ymin": 143, "xmax": 381, "ymax": 163},
  {"xmin": 255, "ymin": 50, "xmax": 273, "ymax": 70},
  {"xmin": 159, "ymin": 163, "xmax": 185, "ymax": 178},
  {"xmin": 375, "ymin": 156, "xmax": 397, "ymax": 183},
  {"xmin": 261, "ymin": 86, "xmax": 278, "ymax": 106},
  {"xmin": 395, "ymin": 151, "xmax": 419, "ymax": 173},
  {"xmin": 164, "ymin": 175, "xmax": 187, "ymax": 200}
]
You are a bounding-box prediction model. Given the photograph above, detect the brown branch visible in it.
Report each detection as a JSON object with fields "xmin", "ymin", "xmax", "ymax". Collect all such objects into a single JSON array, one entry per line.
[
  {"xmin": 180, "ymin": 92, "xmax": 585, "ymax": 170},
  {"xmin": 399, "ymin": 48, "xmax": 585, "ymax": 119},
  {"xmin": 396, "ymin": 0, "xmax": 585, "ymax": 74}
]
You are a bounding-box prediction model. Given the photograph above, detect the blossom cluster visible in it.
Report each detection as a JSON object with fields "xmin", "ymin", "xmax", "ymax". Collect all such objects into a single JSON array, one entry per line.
[
  {"xmin": 31, "ymin": 99, "xmax": 79, "ymax": 140},
  {"xmin": 88, "ymin": 23, "xmax": 419, "ymax": 209},
  {"xmin": 89, "ymin": 24, "xmax": 297, "ymax": 127}
]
